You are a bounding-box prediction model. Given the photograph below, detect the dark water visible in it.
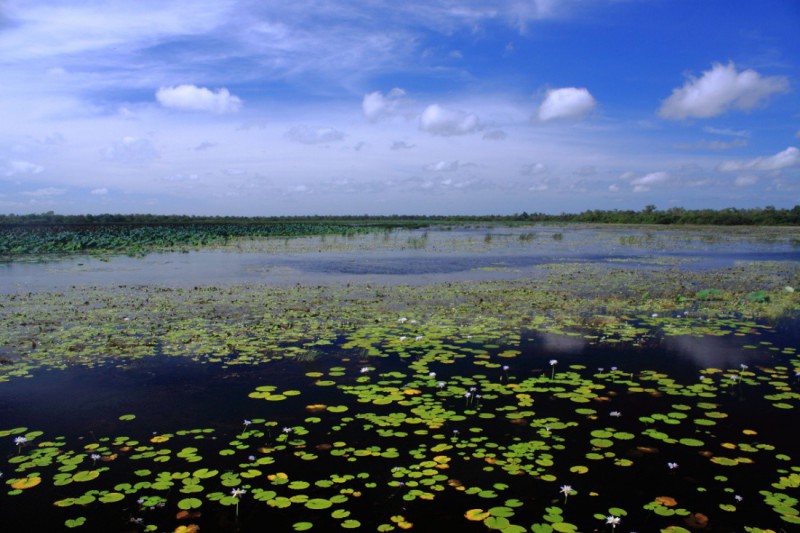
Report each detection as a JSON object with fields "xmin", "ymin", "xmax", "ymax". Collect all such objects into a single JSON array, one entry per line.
[{"xmin": 1, "ymin": 326, "xmax": 796, "ymax": 532}]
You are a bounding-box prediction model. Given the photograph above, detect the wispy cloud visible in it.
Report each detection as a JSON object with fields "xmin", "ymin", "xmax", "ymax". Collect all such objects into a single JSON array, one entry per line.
[
  {"xmin": 1, "ymin": 159, "xmax": 45, "ymax": 177},
  {"xmin": 630, "ymin": 171, "xmax": 671, "ymax": 193},
  {"xmin": 102, "ymin": 137, "xmax": 159, "ymax": 164},
  {"xmin": 285, "ymin": 126, "xmax": 346, "ymax": 144},
  {"xmin": 717, "ymin": 146, "xmax": 800, "ymax": 172}
]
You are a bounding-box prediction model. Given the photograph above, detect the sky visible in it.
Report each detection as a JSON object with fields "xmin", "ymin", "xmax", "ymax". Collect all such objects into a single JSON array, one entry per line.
[{"xmin": 1, "ymin": 0, "xmax": 799, "ymax": 216}]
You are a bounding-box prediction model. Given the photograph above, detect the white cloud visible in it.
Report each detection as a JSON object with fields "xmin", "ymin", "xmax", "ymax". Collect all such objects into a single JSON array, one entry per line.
[
  {"xmin": 156, "ymin": 85, "xmax": 242, "ymax": 114},
  {"xmin": 285, "ymin": 126, "xmax": 346, "ymax": 144},
  {"xmin": 521, "ymin": 163, "xmax": 547, "ymax": 175},
  {"xmin": 608, "ymin": 183, "xmax": 620, "ymax": 193},
  {"xmin": 362, "ymin": 88, "xmax": 406, "ymax": 122},
  {"xmin": 537, "ymin": 87, "xmax": 596, "ymax": 121},
  {"xmin": 22, "ymin": 187, "xmax": 66, "ymax": 197},
  {"xmin": 1, "ymin": 159, "xmax": 44, "ymax": 177},
  {"xmin": 630, "ymin": 171, "xmax": 671, "ymax": 192},
  {"xmin": 419, "ymin": 104, "xmax": 481, "ymax": 136},
  {"xmin": 91, "ymin": 187, "xmax": 109, "ymax": 195},
  {"xmin": 717, "ymin": 146, "xmax": 800, "ymax": 172},
  {"xmin": 676, "ymin": 139, "xmax": 747, "ymax": 151},
  {"xmin": 102, "ymin": 136, "xmax": 159, "ymax": 164},
  {"xmin": 161, "ymin": 173, "xmax": 200, "ymax": 182},
  {"xmin": 735, "ymin": 175, "xmax": 758, "ymax": 187},
  {"xmin": 527, "ymin": 175, "xmax": 558, "ymax": 191},
  {"xmin": 424, "ymin": 160, "xmax": 471, "ymax": 172},
  {"xmin": 659, "ymin": 62, "xmax": 789, "ymax": 120},
  {"xmin": 703, "ymin": 126, "xmax": 749, "ymax": 137}
]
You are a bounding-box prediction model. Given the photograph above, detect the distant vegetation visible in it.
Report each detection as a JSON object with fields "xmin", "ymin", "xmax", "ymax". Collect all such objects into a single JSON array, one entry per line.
[{"xmin": 1, "ymin": 205, "xmax": 798, "ymax": 258}]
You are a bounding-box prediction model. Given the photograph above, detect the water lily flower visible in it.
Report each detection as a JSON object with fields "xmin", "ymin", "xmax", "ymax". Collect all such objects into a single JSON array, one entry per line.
[
  {"xmin": 410, "ymin": 319, "xmax": 417, "ymax": 324},
  {"xmin": 243, "ymin": 419, "xmax": 252, "ymax": 427},
  {"xmin": 360, "ymin": 366, "xmax": 370, "ymax": 373},
  {"xmin": 502, "ymin": 365, "xmax": 509, "ymax": 371},
  {"xmin": 415, "ymin": 336, "xmax": 423, "ymax": 341},
  {"xmin": 398, "ymin": 317, "xmax": 407, "ymax": 323},
  {"xmin": 428, "ymin": 372, "xmax": 436, "ymax": 378},
  {"xmin": 668, "ymin": 462, "xmax": 679, "ymax": 469},
  {"xmin": 735, "ymin": 495, "xmax": 743, "ymax": 502},
  {"xmin": 231, "ymin": 487, "xmax": 246, "ymax": 517},
  {"xmin": 399, "ymin": 336, "xmax": 407, "ymax": 342},
  {"xmin": 606, "ymin": 515, "xmax": 621, "ymax": 527},
  {"xmin": 560, "ymin": 484, "xmax": 575, "ymax": 503},
  {"xmin": 282, "ymin": 427, "xmax": 292, "ymax": 433},
  {"xmin": 437, "ymin": 381, "xmax": 445, "ymax": 388},
  {"xmin": 610, "ymin": 411, "xmax": 622, "ymax": 417},
  {"xmin": 740, "ymin": 363, "xmax": 748, "ymax": 370},
  {"xmin": 549, "ymin": 359, "xmax": 558, "ymax": 365},
  {"xmin": 91, "ymin": 453, "xmax": 101, "ymax": 464},
  {"xmin": 14, "ymin": 436, "xmax": 28, "ymax": 446}
]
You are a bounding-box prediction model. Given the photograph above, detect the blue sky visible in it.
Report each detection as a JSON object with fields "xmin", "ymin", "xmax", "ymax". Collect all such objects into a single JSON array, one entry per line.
[{"xmin": 1, "ymin": 0, "xmax": 798, "ymax": 216}]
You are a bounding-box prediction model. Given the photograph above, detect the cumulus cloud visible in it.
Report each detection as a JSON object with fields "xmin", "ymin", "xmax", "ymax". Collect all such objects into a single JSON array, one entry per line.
[
  {"xmin": 1, "ymin": 159, "xmax": 44, "ymax": 177},
  {"xmin": 537, "ymin": 87, "xmax": 596, "ymax": 121},
  {"xmin": 659, "ymin": 62, "xmax": 789, "ymax": 120},
  {"xmin": 419, "ymin": 104, "xmax": 481, "ymax": 136},
  {"xmin": 630, "ymin": 171, "xmax": 671, "ymax": 192},
  {"xmin": 156, "ymin": 84, "xmax": 242, "ymax": 114},
  {"xmin": 102, "ymin": 136, "xmax": 159, "ymax": 164},
  {"xmin": 90, "ymin": 187, "xmax": 109, "ymax": 195},
  {"xmin": 362, "ymin": 88, "xmax": 406, "ymax": 122},
  {"xmin": 717, "ymin": 146, "xmax": 800, "ymax": 172},
  {"xmin": 285, "ymin": 126, "xmax": 346, "ymax": 144}
]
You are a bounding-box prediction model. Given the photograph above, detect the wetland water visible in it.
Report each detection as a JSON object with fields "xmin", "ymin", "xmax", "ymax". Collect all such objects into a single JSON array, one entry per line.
[{"xmin": 1, "ymin": 225, "xmax": 800, "ymax": 532}]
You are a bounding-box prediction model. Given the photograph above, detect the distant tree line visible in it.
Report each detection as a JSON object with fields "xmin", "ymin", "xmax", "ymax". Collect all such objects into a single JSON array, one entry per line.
[{"xmin": 1, "ymin": 205, "xmax": 799, "ymax": 227}]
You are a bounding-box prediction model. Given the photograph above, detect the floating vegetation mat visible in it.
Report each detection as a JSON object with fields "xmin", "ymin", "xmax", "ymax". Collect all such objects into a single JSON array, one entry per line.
[{"xmin": 1, "ymin": 258, "xmax": 800, "ymax": 532}]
